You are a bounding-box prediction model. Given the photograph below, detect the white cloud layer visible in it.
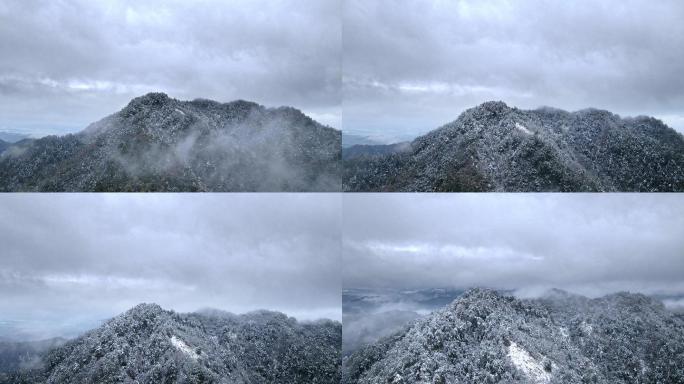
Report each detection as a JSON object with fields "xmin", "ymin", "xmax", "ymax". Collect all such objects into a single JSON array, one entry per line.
[{"xmin": 343, "ymin": 194, "xmax": 684, "ymax": 297}]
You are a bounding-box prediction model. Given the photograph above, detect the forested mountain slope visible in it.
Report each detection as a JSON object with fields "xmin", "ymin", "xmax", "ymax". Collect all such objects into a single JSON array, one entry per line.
[
  {"xmin": 0, "ymin": 93, "xmax": 341, "ymax": 191},
  {"xmin": 343, "ymin": 288, "xmax": 684, "ymax": 383},
  {"xmin": 1, "ymin": 304, "xmax": 341, "ymax": 384},
  {"xmin": 344, "ymin": 102, "xmax": 684, "ymax": 191}
]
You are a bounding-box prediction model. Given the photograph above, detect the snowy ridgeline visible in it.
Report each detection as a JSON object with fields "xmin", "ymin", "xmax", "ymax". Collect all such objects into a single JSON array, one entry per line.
[
  {"xmin": 343, "ymin": 101, "xmax": 684, "ymax": 192},
  {"xmin": 0, "ymin": 92, "xmax": 342, "ymax": 192},
  {"xmin": 343, "ymin": 288, "xmax": 684, "ymax": 384},
  {"xmin": 0, "ymin": 304, "xmax": 341, "ymax": 384}
]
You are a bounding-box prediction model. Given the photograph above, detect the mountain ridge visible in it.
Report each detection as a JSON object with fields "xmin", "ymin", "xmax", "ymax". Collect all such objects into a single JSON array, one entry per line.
[
  {"xmin": 1, "ymin": 303, "xmax": 341, "ymax": 384},
  {"xmin": 343, "ymin": 288, "xmax": 684, "ymax": 383},
  {"xmin": 343, "ymin": 101, "xmax": 684, "ymax": 191},
  {"xmin": 0, "ymin": 93, "xmax": 341, "ymax": 191}
]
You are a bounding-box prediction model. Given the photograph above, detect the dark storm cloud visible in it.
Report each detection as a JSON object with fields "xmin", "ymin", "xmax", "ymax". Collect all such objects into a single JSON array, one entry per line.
[
  {"xmin": 0, "ymin": 0, "xmax": 341, "ymax": 137},
  {"xmin": 343, "ymin": 194, "xmax": 684, "ymax": 298},
  {"xmin": 343, "ymin": 0, "xmax": 684, "ymax": 141},
  {"xmin": 0, "ymin": 194, "xmax": 341, "ymax": 340}
]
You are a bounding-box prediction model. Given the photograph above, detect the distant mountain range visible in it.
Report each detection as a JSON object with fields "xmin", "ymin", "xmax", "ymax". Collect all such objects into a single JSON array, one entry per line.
[
  {"xmin": 342, "ymin": 288, "xmax": 684, "ymax": 383},
  {"xmin": 0, "ymin": 93, "xmax": 341, "ymax": 191},
  {"xmin": 1, "ymin": 304, "xmax": 341, "ymax": 384},
  {"xmin": 344, "ymin": 102, "xmax": 684, "ymax": 191},
  {"xmin": 342, "ymin": 134, "xmax": 383, "ymax": 148},
  {"xmin": 343, "ymin": 288, "xmax": 465, "ymax": 316},
  {"xmin": 0, "ymin": 132, "xmax": 30, "ymax": 144}
]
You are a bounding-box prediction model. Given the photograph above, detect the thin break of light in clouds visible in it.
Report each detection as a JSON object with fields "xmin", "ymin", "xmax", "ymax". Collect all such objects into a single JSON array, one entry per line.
[
  {"xmin": 0, "ymin": 193, "xmax": 341, "ymax": 340},
  {"xmin": 0, "ymin": 0, "xmax": 341, "ymax": 137},
  {"xmin": 343, "ymin": 0, "xmax": 684, "ymax": 141},
  {"xmin": 343, "ymin": 193, "xmax": 684, "ymax": 298}
]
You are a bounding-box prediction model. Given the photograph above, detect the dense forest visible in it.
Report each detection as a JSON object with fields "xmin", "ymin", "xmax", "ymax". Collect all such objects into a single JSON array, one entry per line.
[
  {"xmin": 343, "ymin": 288, "xmax": 684, "ymax": 383},
  {"xmin": 344, "ymin": 102, "xmax": 684, "ymax": 192},
  {"xmin": 1, "ymin": 304, "xmax": 341, "ymax": 384},
  {"xmin": 0, "ymin": 93, "xmax": 341, "ymax": 192}
]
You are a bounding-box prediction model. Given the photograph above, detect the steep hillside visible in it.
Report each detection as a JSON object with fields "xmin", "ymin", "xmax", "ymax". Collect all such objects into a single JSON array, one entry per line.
[
  {"xmin": 0, "ymin": 93, "xmax": 341, "ymax": 191},
  {"xmin": 344, "ymin": 102, "xmax": 684, "ymax": 191},
  {"xmin": 343, "ymin": 288, "xmax": 684, "ymax": 383},
  {"xmin": 2, "ymin": 304, "xmax": 341, "ymax": 384}
]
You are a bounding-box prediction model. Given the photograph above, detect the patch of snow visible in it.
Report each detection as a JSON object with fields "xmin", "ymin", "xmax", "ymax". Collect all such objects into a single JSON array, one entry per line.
[
  {"xmin": 171, "ymin": 335, "xmax": 199, "ymax": 360},
  {"xmin": 559, "ymin": 326, "xmax": 569, "ymax": 339},
  {"xmin": 507, "ymin": 342, "xmax": 551, "ymax": 384},
  {"xmin": 580, "ymin": 321, "xmax": 593, "ymax": 335},
  {"xmin": 515, "ymin": 122, "xmax": 533, "ymax": 134}
]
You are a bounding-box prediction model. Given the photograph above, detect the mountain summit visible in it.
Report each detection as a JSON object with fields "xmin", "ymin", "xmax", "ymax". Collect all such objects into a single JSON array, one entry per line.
[
  {"xmin": 1, "ymin": 303, "xmax": 341, "ymax": 384},
  {"xmin": 344, "ymin": 102, "xmax": 684, "ymax": 191},
  {"xmin": 0, "ymin": 93, "xmax": 341, "ymax": 191},
  {"xmin": 343, "ymin": 288, "xmax": 684, "ymax": 383}
]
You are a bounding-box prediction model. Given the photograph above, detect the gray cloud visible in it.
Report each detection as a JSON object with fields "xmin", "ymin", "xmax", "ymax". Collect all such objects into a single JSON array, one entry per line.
[
  {"xmin": 0, "ymin": 0, "xmax": 341, "ymax": 137},
  {"xmin": 343, "ymin": 0, "xmax": 684, "ymax": 141},
  {"xmin": 0, "ymin": 194, "xmax": 341, "ymax": 340},
  {"xmin": 343, "ymin": 194, "xmax": 684, "ymax": 297}
]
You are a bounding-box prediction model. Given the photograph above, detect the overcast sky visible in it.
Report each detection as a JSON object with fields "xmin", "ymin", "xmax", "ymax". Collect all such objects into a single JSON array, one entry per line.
[
  {"xmin": 0, "ymin": 194, "xmax": 341, "ymax": 341},
  {"xmin": 0, "ymin": 0, "xmax": 341, "ymax": 138},
  {"xmin": 343, "ymin": 194, "xmax": 684, "ymax": 300},
  {"xmin": 344, "ymin": 0, "xmax": 684, "ymax": 142},
  {"xmin": 4, "ymin": 1, "xmax": 683, "ymax": 141}
]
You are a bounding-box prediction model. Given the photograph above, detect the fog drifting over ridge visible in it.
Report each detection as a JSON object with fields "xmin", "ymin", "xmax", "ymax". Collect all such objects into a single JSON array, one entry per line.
[
  {"xmin": 0, "ymin": 0, "xmax": 341, "ymax": 137},
  {"xmin": 0, "ymin": 194, "xmax": 341, "ymax": 341},
  {"xmin": 344, "ymin": 0, "xmax": 684, "ymax": 141},
  {"xmin": 343, "ymin": 194, "xmax": 684, "ymax": 299}
]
